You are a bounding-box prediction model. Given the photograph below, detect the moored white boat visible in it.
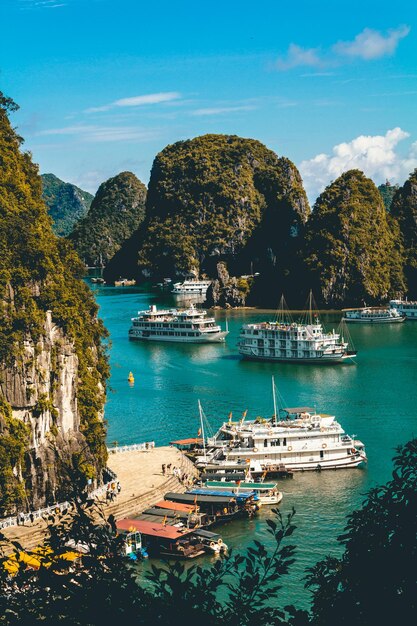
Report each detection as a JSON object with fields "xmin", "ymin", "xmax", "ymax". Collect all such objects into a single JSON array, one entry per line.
[
  {"xmin": 129, "ymin": 304, "xmax": 228, "ymax": 343},
  {"xmin": 204, "ymin": 480, "xmax": 283, "ymax": 505},
  {"xmin": 238, "ymin": 293, "xmax": 356, "ymax": 364},
  {"xmin": 172, "ymin": 279, "xmax": 211, "ymax": 295},
  {"xmin": 342, "ymin": 307, "xmax": 404, "ymax": 323},
  {"xmin": 389, "ymin": 299, "xmax": 417, "ymax": 320}
]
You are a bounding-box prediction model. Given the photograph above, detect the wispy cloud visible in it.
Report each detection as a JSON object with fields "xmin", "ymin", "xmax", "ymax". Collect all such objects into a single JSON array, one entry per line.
[
  {"xmin": 190, "ymin": 105, "xmax": 256, "ymax": 116},
  {"xmin": 19, "ymin": 0, "xmax": 67, "ymax": 8},
  {"xmin": 37, "ymin": 124, "xmax": 160, "ymax": 143},
  {"xmin": 275, "ymin": 26, "xmax": 410, "ymax": 71},
  {"xmin": 276, "ymin": 44, "xmax": 323, "ymax": 70},
  {"xmin": 84, "ymin": 92, "xmax": 181, "ymax": 114},
  {"xmin": 333, "ymin": 26, "xmax": 410, "ymax": 60},
  {"xmin": 299, "ymin": 127, "xmax": 416, "ymax": 202}
]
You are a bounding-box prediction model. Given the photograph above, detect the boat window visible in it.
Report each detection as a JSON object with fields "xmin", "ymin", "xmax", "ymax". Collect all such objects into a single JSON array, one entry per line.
[{"xmin": 263, "ymin": 439, "xmax": 268, "ymax": 448}]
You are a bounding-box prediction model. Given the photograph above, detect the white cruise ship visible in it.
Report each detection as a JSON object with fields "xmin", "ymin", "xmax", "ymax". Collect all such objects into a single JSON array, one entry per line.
[
  {"xmin": 172, "ymin": 279, "xmax": 211, "ymax": 295},
  {"xmin": 238, "ymin": 321, "xmax": 355, "ymax": 363},
  {"xmin": 342, "ymin": 306, "xmax": 404, "ymax": 323},
  {"xmin": 129, "ymin": 304, "xmax": 228, "ymax": 343},
  {"xmin": 389, "ymin": 299, "xmax": 417, "ymax": 319},
  {"xmin": 196, "ymin": 407, "xmax": 367, "ymax": 472}
]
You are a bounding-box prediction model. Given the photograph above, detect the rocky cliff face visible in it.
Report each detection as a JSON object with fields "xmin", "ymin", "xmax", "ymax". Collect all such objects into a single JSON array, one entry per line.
[
  {"xmin": 206, "ymin": 262, "xmax": 252, "ymax": 308},
  {"xmin": 0, "ymin": 92, "xmax": 108, "ymax": 515}
]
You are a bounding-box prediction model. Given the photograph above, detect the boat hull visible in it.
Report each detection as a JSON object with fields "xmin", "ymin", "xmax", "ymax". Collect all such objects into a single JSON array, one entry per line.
[
  {"xmin": 198, "ymin": 454, "xmax": 366, "ymax": 472},
  {"xmin": 342, "ymin": 317, "xmax": 405, "ymax": 324},
  {"xmin": 239, "ymin": 350, "xmax": 356, "ymax": 364},
  {"xmin": 129, "ymin": 331, "xmax": 228, "ymax": 343}
]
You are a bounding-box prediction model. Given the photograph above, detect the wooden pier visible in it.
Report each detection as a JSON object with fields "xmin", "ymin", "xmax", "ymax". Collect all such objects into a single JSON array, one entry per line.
[{"xmin": 1, "ymin": 446, "xmax": 198, "ymax": 552}]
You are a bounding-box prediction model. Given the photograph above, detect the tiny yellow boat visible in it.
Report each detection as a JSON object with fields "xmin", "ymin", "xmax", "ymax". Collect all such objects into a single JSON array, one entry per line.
[{"xmin": 128, "ymin": 371, "xmax": 134, "ymax": 383}]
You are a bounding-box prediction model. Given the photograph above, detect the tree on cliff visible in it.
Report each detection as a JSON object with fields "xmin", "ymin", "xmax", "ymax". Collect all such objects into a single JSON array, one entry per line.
[
  {"xmin": 307, "ymin": 438, "xmax": 417, "ymax": 626},
  {"xmin": 0, "ymin": 92, "xmax": 109, "ymax": 515},
  {"xmin": 68, "ymin": 172, "xmax": 147, "ymax": 267},
  {"xmin": 41, "ymin": 173, "xmax": 93, "ymax": 237},
  {"xmin": 378, "ymin": 180, "xmax": 399, "ymax": 212},
  {"xmin": 390, "ymin": 169, "xmax": 417, "ymax": 297},
  {"xmin": 107, "ymin": 134, "xmax": 309, "ymax": 287},
  {"xmin": 304, "ymin": 170, "xmax": 405, "ymax": 306}
]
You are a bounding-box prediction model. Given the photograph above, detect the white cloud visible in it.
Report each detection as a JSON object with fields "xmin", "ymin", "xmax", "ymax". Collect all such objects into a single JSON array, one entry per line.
[
  {"xmin": 37, "ymin": 124, "xmax": 160, "ymax": 143},
  {"xmin": 275, "ymin": 26, "xmax": 410, "ymax": 70},
  {"xmin": 299, "ymin": 127, "xmax": 417, "ymax": 203},
  {"xmin": 190, "ymin": 105, "xmax": 256, "ymax": 116},
  {"xmin": 84, "ymin": 92, "xmax": 181, "ymax": 114},
  {"xmin": 276, "ymin": 44, "xmax": 322, "ymax": 70},
  {"xmin": 333, "ymin": 26, "xmax": 410, "ymax": 60}
]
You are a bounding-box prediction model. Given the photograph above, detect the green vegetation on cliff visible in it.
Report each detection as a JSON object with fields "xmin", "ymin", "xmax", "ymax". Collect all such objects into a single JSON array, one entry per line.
[
  {"xmin": 304, "ymin": 170, "xmax": 405, "ymax": 306},
  {"xmin": 68, "ymin": 172, "xmax": 146, "ymax": 267},
  {"xmin": 378, "ymin": 180, "xmax": 399, "ymax": 212},
  {"xmin": 0, "ymin": 92, "xmax": 109, "ymax": 514},
  {"xmin": 137, "ymin": 134, "xmax": 310, "ymax": 281},
  {"xmin": 390, "ymin": 169, "xmax": 417, "ymax": 297},
  {"xmin": 41, "ymin": 173, "xmax": 93, "ymax": 237}
]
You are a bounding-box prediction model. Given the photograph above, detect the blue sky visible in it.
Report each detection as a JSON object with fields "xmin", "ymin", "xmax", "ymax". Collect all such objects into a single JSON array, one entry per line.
[{"xmin": 1, "ymin": 0, "xmax": 417, "ymax": 201}]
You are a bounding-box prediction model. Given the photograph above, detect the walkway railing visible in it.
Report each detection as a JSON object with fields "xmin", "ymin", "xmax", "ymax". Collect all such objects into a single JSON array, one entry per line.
[
  {"xmin": 0, "ymin": 441, "xmax": 153, "ymax": 530},
  {"xmin": 107, "ymin": 441, "xmax": 155, "ymax": 454}
]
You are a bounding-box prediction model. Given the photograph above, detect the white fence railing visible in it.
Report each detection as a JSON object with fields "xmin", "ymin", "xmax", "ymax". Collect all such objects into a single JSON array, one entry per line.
[
  {"xmin": 107, "ymin": 441, "xmax": 155, "ymax": 454},
  {"xmin": 0, "ymin": 441, "xmax": 154, "ymax": 531}
]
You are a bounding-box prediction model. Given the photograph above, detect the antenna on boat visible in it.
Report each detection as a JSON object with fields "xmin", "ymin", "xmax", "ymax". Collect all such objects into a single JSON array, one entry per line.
[
  {"xmin": 198, "ymin": 399, "xmax": 207, "ymax": 461},
  {"xmin": 272, "ymin": 376, "xmax": 278, "ymax": 424}
]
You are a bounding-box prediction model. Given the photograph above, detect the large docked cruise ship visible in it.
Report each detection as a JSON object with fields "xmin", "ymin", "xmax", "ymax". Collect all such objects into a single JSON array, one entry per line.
[
  {"xmin": 389, "ymin": 299, "xmax": 417, "ymax": 319},
  {"xmin": 129, "ymin": 304, "xmax": 228, "ymax": 343},
  {"xmin": 342, "ymin": 306, "xmax": 404, "ymax": 323},
  {"xmin": 196, "ymin": 407, "xmax": 367, "ymax": 472},
  {"xmin": 238, "ymin": 293, "xmax": 356, "ymax": 364},
  {"xmin": 172, "ymin": 280, "xmax": 211, "ymax": 295}
]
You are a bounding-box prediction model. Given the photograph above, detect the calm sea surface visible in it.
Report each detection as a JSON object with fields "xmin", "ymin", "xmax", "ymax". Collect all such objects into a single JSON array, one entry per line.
[{"xmin": 91, "ymin": 280, "xmax": 417, "ymax": 606}]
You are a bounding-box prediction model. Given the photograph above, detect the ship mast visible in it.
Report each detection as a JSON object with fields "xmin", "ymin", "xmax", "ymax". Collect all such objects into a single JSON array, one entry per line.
[
  {"xmin": 272, "ymin": 376, "xmax": 278, "ymax": 424},
  {"xmin": 198, "ymin": 399, "xmax": 207, "ymax": 461}
]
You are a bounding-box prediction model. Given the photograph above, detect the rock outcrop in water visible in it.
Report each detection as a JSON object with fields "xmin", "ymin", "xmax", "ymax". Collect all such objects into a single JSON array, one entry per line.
[
  {"xmin": 107, "ymin": 135, "xmax": 310, "ymax": 296},
  {"xmin": 41, "ymin": 173, "xmax": 93, "ymax": 236},
  {"xmin": 0, "ymin": 92, "xmax": 109, "ymax": 516},
  {"xmin": 304, "ymin": 170, "xmax": 405, "ymax": 306},
  {"xmin": 68, "ymin": 171, "xmax": 147, "ymax": 267},
  {"xmin": 390, "ymin": 169, "xmax": 417, "ymax": 297},
  {"xmin": 206, "ymin": 262, "xmax": 252, "ymax": 308}
]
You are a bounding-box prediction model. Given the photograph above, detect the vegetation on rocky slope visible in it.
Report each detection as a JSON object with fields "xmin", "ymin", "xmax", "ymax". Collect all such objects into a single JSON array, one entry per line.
[
  {"xmin": 390, "ymin": 169, "xmax": 417, "ymax": 297},
  {"xmin": 137, "ymin": 134, "xmax": 310, "ymax": 280},
  {"xmin": 304, "ymin": 170, "xmax": 405, "ymax": 306},
  {"xmin": 68, "ymin": 172, "xmax": 146, "ymax": 267},
  {"xmin": 41, "ymin": 173, "xmax": 93, "ymax": 236},
  {"xmin": 0, "ymin": 92, "xmax": 109, "ymax": 514},
  {"xmin": 378, "ymin": 180, "xmax": 399, "ymax": 212}
]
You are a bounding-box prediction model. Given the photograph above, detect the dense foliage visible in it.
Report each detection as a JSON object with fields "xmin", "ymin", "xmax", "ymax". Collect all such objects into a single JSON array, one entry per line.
[
  {"xmin": 304, "ymin": 170, "xmax": 405, "ymax": 306},
  {"xmin": 0, "ymin": 92, "xmax": 109, "ymax": 512},
  {"xmin": 306, "ymin": 438, "xmax": 417, "ymax": 625},
  {"xmin": 68, "ymin": 172, "xmax": 146, "ymax": 267},
  {"xmin": 41, "ymin": 173, "xmax": 93, "ymax": 237},
  {"xmin": 1, "ymin": 439, "xmax": 417, "ymax": 625},
  {"xmin": 0, "ymin": 399, "xmax": 30, "ymax": 513},
  {"xmin": 133, "ymin": 134, "xmax": 309, "ymax": 281},
  {"xmin": 378, "ymin": 180, "xmax": 399, "ymax": 212},
  {"xmin": 0, "ymin": 498, "xmax": 306, "ymax": 626},
  {"xmin": 390, "ymin": 169, "xmax": 417, "ymax": 297}
]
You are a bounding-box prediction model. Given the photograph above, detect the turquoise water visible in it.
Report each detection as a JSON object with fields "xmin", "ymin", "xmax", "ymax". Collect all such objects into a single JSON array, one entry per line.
[{"xmin": 91, "ymin": 281, "xmax": 417, "ymax": 606}]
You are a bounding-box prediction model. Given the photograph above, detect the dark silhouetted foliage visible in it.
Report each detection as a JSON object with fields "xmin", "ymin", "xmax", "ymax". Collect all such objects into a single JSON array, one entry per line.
[{"xmin": 390, "ymin": 169, "xmax": 417, "ymax": 297}]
